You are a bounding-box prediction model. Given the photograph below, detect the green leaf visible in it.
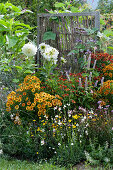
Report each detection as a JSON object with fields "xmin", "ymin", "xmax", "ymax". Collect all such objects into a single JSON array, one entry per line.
[
  {"xmin": 55, "ymin": 2, "xmax": 64, "ymax": 8},
  {"xmin": 43, "ymin": 31, "xmax": 56, "ymax": 41},
  {"xmin": 107, "ymin": 46, "xmax": 113, "ymax": 50},
  {"xmin": 103, "ymin": 29, "xmax": 113, "ymax": 36},
  {"xmin": 68, "ymin": 50, "xmax": 76, "ymax": 56},
  {"xmin": 12, "ymin": 79, "xmax": 19, "ymax": 83},
  {"xmin": 15, "ymin": 66, "xmax": 23, "ymax": 70},
  {"xmin": 24, "ymin": 70, "xmax": 33, "ymax": 74},
  {"xmin": 7, "ymin": 35, "xmax": 18, "ymax": 48},
  {"xmin": 0, "ymin": 35, "xmax": 4, "ymax": 46},
  {"xmin": 100, "ymin": 18, "xmax": 106, "ymax": 25},
  {"xmin": 71, "ymin": 7, "xmax": 79, "ymax": 13}
]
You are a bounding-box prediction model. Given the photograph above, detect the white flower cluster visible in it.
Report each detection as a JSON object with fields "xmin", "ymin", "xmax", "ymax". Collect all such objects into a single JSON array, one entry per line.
[
  {"xmin": 22, "ymin": 43, "xmax": 37, "ymax": 57},
  {"xmin": 39, "ymin": 43, "xmax": 59, "ymax": 64},
  {"xmin": 97, "ymin": 31, "xmax": 110, "ymax": 41}
]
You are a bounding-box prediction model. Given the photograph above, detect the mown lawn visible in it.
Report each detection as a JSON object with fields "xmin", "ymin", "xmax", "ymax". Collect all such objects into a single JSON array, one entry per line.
[
  {"xmin": 0, "ymin": 156, "xmax": 113, "ymax": 170},
  {"xmin": 0, "ymin": 156, "xmax": 66, "ymax": 170}
]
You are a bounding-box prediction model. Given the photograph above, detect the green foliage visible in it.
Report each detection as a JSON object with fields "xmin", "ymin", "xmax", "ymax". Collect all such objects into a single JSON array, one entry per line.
[
  {"xmin": 0, "ymin": 156, "xmax": 65, "ymax": 170},
  {"xmin": 0, "ymin": 2, "xmax": 36, "ymax": 87},
  {"xmin": 43, "ymin": 31, "xmax": 56, "ymax": 41},
  {"xmin": 51, "ymin": 144, "xmax": 85, "ymax": 168},
  {"xmin": 85, "ymin": 140, "xmax": 113, "ymax": 165},
  {"xmin": 97, "ymin": 0, "xmax": 113, "ymax": 14}
]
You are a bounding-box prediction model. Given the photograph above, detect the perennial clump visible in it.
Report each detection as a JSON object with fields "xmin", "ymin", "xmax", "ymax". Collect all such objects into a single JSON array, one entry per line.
[
  {"xmin": 6, "ymin": 75, "xmax": 62, "ymax": 124},
  {"xmin": 103, "ymin": 63, "xmax": 113, "ymax": 79}
]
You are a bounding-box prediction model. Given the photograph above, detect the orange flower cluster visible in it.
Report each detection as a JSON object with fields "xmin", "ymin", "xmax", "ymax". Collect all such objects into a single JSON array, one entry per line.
[
  {"xmin": 103, "ymin": 63, "xmax": 113, "ymax": 78},
  {"xmin": 98, "ymin": 80, "xmax": 113, "ymax": 96},
  {"xmin": 6, "ymin": 75, "xmax": 62, "ymax": 124},
  {"xmin": 91, "ymin": 53, "xmax": 113, "ymax": 63}
]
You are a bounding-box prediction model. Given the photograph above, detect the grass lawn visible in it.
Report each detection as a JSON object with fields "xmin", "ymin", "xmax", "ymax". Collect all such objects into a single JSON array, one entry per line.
[
  {"xmin": 1, "ymin": 155, "xmax": 113, "ymax": 170},
  {"xmin": 0, "ymin": 156, "xmax": 66, "ymax": 170}
]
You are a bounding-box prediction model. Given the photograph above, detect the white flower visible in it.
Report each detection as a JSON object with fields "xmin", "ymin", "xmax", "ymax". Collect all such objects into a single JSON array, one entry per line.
[
  {"xmin": 58, "ymin": 143, "xmax": 61, "ymax": 146},
  {"xmin": 76, "ymin": 123, "xmax": 79, "ymax": 127},
  {"xmin": 71, "ymin": 143, "xmax": 74, "ymax": 145},
  {"xmin": 104, "ymin": 157, "xmax": 110, "ymax": 163},
  {"xmin": 10, "ymin": 114, "xmax": 14, "ymax": 120},
  {"xmin": 0, "ymin": 149, "xmax": 3, "ymax": 155},
  {"xmin": 54, "ymin": 106, "xmax": 57, "ymax": 110},
  {"xmin": 22, "ymin": 43, "xmax": 37, "ymax": 57},
  {"xmin": 43, "ymin": 47, "xmax": 59, "ymax": 61},
  {"xmin": 58, "ymin": 107, "xmax": 61, "ymax": 111},
  {"xmin": 39, "ymin": 43, "xmax": 59, "ymax": 64},
  {"xmin": 97, "ymin": 31, "xmax": 104, "ymax": 38},
  {"xmin": 85, "ymin": 130, "xmax": 88, "ymax": 135},
  {"xmin": 61, "ymin": 57, "xmax": 67, "ymax": 63},
  {"xmin": 41, "ymin": 140, "xmax": 45, "ymax": 145},
  {"xmin": 15, "ymin": 116, "xmax": 19, "ymax": 121},
  {"xmin": 39, "ymin": 43, "xmax": 50, "ymax": 54}
]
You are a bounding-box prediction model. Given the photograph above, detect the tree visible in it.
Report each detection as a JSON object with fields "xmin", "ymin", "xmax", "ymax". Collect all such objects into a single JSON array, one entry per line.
[{"xmin": 97, "ymin": 0, "xmax": 113, "ymax": 14}]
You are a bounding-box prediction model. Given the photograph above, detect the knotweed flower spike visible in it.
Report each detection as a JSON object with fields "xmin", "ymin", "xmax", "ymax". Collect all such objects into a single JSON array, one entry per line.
[{"xmin": 22, "ymin": 43, "xmax": 37, "ymax": 57}]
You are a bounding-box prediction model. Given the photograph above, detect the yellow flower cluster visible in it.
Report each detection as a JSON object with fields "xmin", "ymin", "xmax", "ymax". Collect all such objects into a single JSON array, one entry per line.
[
  {"xmin": 6, "ymin": 75, "xmax": 62, "ymax": 124},
  {"xmin": 16, "ymin": 75, "xmax": 41, "ymax": 92},
  {"xmin": 103, "ymin": 63, "xmax": 113, "ymax": 78},
  {"xmin": 98, "ymin": 80, "xmax": 113, "ymax": 95}
]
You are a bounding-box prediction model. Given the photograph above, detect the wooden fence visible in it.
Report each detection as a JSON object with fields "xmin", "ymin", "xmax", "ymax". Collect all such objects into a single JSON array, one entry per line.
[{"xmin": 37, "ymin": 12, "xmax": 100, "ymax": 72}]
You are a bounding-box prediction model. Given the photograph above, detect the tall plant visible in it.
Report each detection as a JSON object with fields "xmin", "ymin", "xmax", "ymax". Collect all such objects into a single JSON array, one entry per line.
[{"xmin": 0, "ymin": 2, "xmax": 35, "ymax": 86}]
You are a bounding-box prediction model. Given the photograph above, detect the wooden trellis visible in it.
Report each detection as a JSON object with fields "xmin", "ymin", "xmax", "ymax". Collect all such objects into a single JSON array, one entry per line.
[{"xmin": 37, "ymin": 12, "xmax": 100, "ymax": 72}]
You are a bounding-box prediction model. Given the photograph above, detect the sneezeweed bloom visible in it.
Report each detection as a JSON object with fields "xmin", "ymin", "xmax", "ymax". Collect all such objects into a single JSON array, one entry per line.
[
  {"xmin": 6, "ymin": 75, "xmax": 62, "ymax": 125},
  {"xmin": 98, "ymin": 80, "xmax": 113, "ymax": 105},
  {"xmin": 22, "ymin": 42, "xmax": 37, "ymax": 57},
  {"xmin": 103, "ymin": 63, "xmax": 113, "ymax": 80}
]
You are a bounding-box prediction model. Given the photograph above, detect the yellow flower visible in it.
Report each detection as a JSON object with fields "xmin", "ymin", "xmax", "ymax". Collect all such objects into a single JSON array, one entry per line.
[
  {"xmin": 15, "ymin": 105, "xmax": 19, "ymax": 110},
  {"xmin": 68, "ymin": 119, "xmax": 72, "ymax": 123},
  {"xmin": 73, "ymin": 125, "xmax": 76, "ymax": 128},
  {"xmin": 37, "ymin": 127, "xmax": 40, "ymax": 131},
  {"xmin": 31, "ymin": 88, "xmax": 35, "ymax": 93},
  {"xmin": 6, "ymin": 107, "xmax": 11, "ymax": 112},
  {"xmin": 73, "ymin": 115, "xmax": 78, "ymax": 119}
]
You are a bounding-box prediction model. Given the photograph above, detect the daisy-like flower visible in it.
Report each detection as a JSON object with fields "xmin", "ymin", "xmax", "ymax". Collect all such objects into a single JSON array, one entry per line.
[
  {"xmin": 97, "ymin": 31, "xmax": 104, "ymax": 38},
  {"xmin": 22, "ymin": 43, "xmax": 37, "ymax": 57},
  {"xmin": 61, "ymin": 57, "xmax": 67, "ymax": 63},
  {"xmin": 39, "ymin": 43, "xmax": 59, "ymax": 64},
  {"xmin": 39, "ymin": 43, "xmax": 50, "ymax": 54},
  {"xmin": 43, "ymin": 47, "xmax": 59, "ymax": 60}
]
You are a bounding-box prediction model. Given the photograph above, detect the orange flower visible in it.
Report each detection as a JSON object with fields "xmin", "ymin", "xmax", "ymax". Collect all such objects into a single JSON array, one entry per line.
[
  {"xmin": 22, "ymin": 103, "xmax": 25, "ymax": 107},
  {"xmin": 31, "ymin": 88, "xmax": 35, "ymax": 93},
  {"xmin": 71, "ymin": 100, "xmax": 76, "ymax": 103},
  {"xmin": 25, "ymin": 97, "xmax": 29, "ymax": 101},
  {"xmin": 47, "ymin": 102, "xmax": 52, "ymax": 107},
  {"xmin": 15, "ymin": 105, "xmax": 19, "ymax": 110},
  {"xmin": 23, "ymin": 92, "xmax": 26, "ymax": 95},
  {"xmin": 27, "ymin": 101, "xmax": 31, "ymax": 105},
  {"xmin": 6, "ymin": 107, "xmax": 11, "ymax": 112}
]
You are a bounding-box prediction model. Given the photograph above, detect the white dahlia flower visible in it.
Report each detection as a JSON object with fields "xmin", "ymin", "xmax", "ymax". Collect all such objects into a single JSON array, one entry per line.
[
  {"xmin": 61, "ymin": 57, "xmax": 67, "ymax": 63},
  {"xmin": 43, "ymin": 47, "xmax": 59, "ymax": 60},
  {"xmin": 22, "ymin": 43, "xmax": 37, "ymax": 57},
  {"xmin": 39, "ymin": 43, "xmax": 50, "ymax": 54},
  {"xmin": 39, "ymin": 43, "xmax": 59, "ymax": 64}
]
